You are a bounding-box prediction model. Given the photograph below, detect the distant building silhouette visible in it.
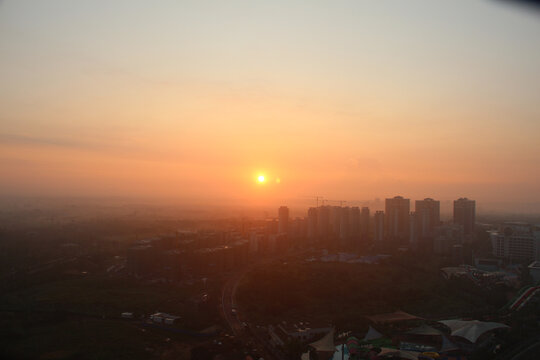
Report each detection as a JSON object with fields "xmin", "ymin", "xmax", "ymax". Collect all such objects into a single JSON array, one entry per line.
[
  {"xmin": 385, "ymin": 196, "xmax": 410, "ymax": 244},
  {"xmin": 350, "ymin": 206, "xmax": 361, "ymax": 240},
  {"xmin": 339, "ymin": 206, "xmax": 350, "ymax": 241},
  {"xmin": 453, "ymin": 198, "xmax": 476, "ymax": 237},
  {"xmin": 360, "ymin": 207, "xmax": 370, "ymax": 241},
  {"xmin": 409, "ymin": 211, "xmax": 417, "ymax": 248},
  {"xmin": 415, "ymin": 198, "xmax": 440, "ymax": 239},
  {"xmin": 307, "ymin": 207, "xmax": 318, "ymax": 242},
  {"xmin": 266, "ymin": 218, "xmax": 278, "ymax": 235},
  {"xmin": 278, "ymin": 206, "xmax": 289, "ymax": 234},
  {"xmin": 290, "ymin": 217, "xmax": 307, "ymax": 240},
  {"xmin": 330, "ymin": 206, "xmax": 342, "ymax": 238},
  {"xmin": 374, "ymin": 211, "xmax": 385, "ymax": 244},
  {"xmin": 317, "ymin": 206, "xmax": 331, "ymax": 240}
]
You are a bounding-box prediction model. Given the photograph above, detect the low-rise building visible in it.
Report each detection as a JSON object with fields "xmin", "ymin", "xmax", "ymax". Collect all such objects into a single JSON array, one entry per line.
[
  {"xmin": 529, "ymin": 261, "xmax": 540, "ymax": 283},
  {"xmin": 150, "ymin": 312, "xmax": 181, "ymax": 325},
  {"xmin": 268, "ymin": 321, "xmax": 333, "ymax": 346}
]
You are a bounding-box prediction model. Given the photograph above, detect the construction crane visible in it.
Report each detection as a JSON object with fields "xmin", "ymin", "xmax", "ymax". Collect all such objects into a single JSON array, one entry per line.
[
  {"xmin": 325, "ymin": 199, "xmax": 347, "ymax": 207},
  {"xmin": 299, "ymin": 196, "xmax": 325, "ymax": 207}
]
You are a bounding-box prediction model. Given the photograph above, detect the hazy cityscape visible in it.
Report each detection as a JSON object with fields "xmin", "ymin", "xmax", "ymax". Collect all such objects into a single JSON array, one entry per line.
[
  {"xmin": 1, "ymin": 195, "xmax": 540, "ymax": 359},
  {"xmin": 2, "ymin": 1, "xmax": 540, "ymax": 360}
]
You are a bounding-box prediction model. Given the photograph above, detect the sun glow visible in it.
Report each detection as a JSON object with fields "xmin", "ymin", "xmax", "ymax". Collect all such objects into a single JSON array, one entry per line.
[{"xmin": 257, "ymin": 175, "xmax": 265, "ymax": 183}]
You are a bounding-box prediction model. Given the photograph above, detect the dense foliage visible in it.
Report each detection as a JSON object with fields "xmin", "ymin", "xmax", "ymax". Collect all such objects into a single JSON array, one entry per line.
[{"xmin": 237, "ymin": 258, "xmax": 508, "ymax": 328}]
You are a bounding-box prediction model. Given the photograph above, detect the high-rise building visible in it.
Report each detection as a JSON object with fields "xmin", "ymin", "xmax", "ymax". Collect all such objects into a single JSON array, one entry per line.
[
  {"xmin": 374, "ymin": 211, "xmax": 385, "ymax": 244},
  {"xmin": 249, "ymin": 232, "xmax": 264, "ymax": 254},
  {"xmin": 330, "ymin": 206, "xmax": 342, "ymax": 238},
  {"xmin": 409, "ymin": 211, "xmax": 417, "ymax": 247},
  {"xmin": 307, "ymin": 207, "xmax": 318, "ymax": 241},
  {"xmin": 290, "ymin": 217, "xmax": 307, "ymax": 239},
  {"xmin": 453, "ymin": 198, "xmax": 476, "ymax": 237},
  {"xmin": 339, "ymin": 206, "xmax": 350, "ymax": 240},
  {"xmin": 415, "ymin": 198, "xmax": 441, "ymax": 239},
  {"xmin": 360, "ymin": 207, "xmax": 370, "ymax": 241},
  {"xmin": 278, "ymin": 206, "xmax": 289, "ymax": 234},
  {"xmin": 266, "ymin": 218, "xmax": 278, "ymax": 235},
  {"xmin": 350, "ymin": 207, "xmax": 361, "ymax": 239},
  {"xmin": 385, "ymin": 196, "xmax": 410, "ymax": 244},
  {"xmin": 317, "ymin": 206, "xmax": 331, "ymax": 240}
]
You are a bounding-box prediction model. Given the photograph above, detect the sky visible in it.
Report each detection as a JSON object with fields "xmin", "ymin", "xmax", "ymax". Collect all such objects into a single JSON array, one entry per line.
[{"xmin": 1, "ymin": 0, "xmax": 540, "ymax": 211}]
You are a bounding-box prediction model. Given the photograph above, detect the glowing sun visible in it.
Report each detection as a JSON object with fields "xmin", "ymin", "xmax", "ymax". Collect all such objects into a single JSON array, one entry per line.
[{"xmin": 257, "ymin": 175, "xmax": 265, "ymax": 183}]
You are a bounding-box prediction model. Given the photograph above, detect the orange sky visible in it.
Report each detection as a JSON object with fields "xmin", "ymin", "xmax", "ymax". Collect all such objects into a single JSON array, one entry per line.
[{"xmin": 1, "ymin": 1, "xmax": 540, "ymax": 211}]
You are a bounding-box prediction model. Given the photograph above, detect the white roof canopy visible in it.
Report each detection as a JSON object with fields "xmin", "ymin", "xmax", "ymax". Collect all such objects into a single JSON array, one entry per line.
[
  {"xmin": 363, "ymin": 326, "xmax": 384, "ymax": 341},
  {"xmin": 439, "ymin": 320, "xmax": 509, "ymax": 343},
  {"xmin": 309, "ymin": 328, "xmax": 335, "ymax": 352}
]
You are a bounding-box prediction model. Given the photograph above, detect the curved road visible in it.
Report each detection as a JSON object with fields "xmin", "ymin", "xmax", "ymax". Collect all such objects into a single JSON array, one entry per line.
[
  {"xmin": 221, "ymin": 268, "xmax": 247, "ymax": 337},
  {"xmin": 221, "ymin": 251, "xmax": 307, "ymax": 360}
]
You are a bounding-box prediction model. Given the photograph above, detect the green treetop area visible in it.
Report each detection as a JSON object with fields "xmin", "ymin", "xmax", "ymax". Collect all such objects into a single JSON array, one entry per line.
[{"xmin": 237, "ymin": 257, "xmax": 508, "ymax": 330}]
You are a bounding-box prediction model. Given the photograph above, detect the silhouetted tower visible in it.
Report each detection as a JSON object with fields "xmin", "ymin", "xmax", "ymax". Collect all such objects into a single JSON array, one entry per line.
[
  {"xmin": 350, "ymin": 207, "xmax": 361, "ymax": 239},
  {"xmin": 415, "ymin": 198, "xmax": 440, "ymax": 239},
  {"xmin": 360, "ymin": 207, "xmax": 370, "ymax": 241},
  {"xmin": 339, "ymin": 206, "xmax": 351, "ymax": 241},
  {"xmin": 454, "ymin": 198, "xmax": 476, "ymax": 237},
  {"xmin": 409, "ymin": 211, "xmax": 418, "ymax": 247},
  {"xmin": 278, "ymin": 206, "xmax": 289, "ymax": 234},
  {"xmin": 374, "ymin": 211, "xmax": 385, "ymax": 244},
  {"xmin": 307, "ymin": 207, "xmax": 318, "ymax": 241},
  {"xmin": 330, "ymin": 206, "xmax": 342, "ymax": 238},
  {"xmin": 385, "ymin": 196, "xmax": 410, "ymax": 245},
  {"xmin": 317, "ymin": 206, "xmax": 331, "ymax": 240}
]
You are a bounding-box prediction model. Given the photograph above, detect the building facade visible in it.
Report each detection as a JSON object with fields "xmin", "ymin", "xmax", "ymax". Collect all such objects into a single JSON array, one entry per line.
[
  {"xmin": 490, "ymin": 222, "xmax": 540, "ymax": 261},
  {"xmin": 374, "ymin": 211, "xmax": 385, "ymax": 244},
  {"xmin": 415, "ymin": 198, "xmax": 441, "ymax": 239},
  {"xmin": 385, "ymin": 196, "xmax": 410, "ymax": 244},
  {"xmin": 317, "ymin": 206, "xmax": 331, "ymax": 240},
  {"xmin": 454, "ymin": 198, "xmax": 476, "ymax": 237},
  {"xmin": 361, "ymin": 207, "xmax": 370, "ymax": 241},
  {"xmin": 307, "ymin": 207, "xmax": 318, "ymax": 242},
  {"xmin": 278, "ymin": 206, "xmax": 289, "ymax": 234},
  {"xmin": 350, "ymin": 206, "xmax": 361, "ymax": 240}
]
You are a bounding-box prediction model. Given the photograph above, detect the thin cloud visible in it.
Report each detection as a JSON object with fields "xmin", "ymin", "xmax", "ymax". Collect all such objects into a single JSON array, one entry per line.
[
  {"xmin": 0, "ymin": 133, "xmax": 98, "ymax": 150},
  {"xmin": 0, "ymin": 131, "xmax": 191, "ymax": 165}
]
